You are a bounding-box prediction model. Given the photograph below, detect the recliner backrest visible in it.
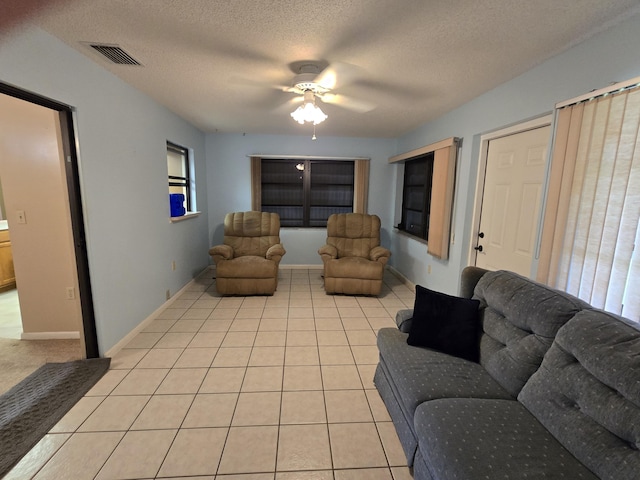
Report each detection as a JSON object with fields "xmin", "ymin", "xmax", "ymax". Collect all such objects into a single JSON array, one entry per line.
[
  {"xmin": 224, "ymin": 211, "xmax": 280, "ymax": 257},
  {"xmin": 326, "ymin": 213, "xmax": 381, "ymax": 258}
]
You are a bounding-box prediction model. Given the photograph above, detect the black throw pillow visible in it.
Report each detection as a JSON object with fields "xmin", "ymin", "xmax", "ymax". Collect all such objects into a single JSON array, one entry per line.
[{"xmin": 406, "ymin": 285, "xmax": 481, "ymax": 362}]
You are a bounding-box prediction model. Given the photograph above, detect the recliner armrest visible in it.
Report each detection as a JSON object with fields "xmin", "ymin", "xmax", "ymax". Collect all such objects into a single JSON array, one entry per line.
[
  {"xmin": 370, "ymin": 246, "xmax": 391, "ymax": 265},
  {"xmin": 266, "ymin": 243, "xmax": 286, "ymax": 264},
  {"xmin": 318, "ymin": 244, "xmax": 338, "ymax": 261},
  {"xmin": 396, "ymin": 308, "xmax": 414, "ymax": 333},
  {"xmin": 209, "ymin": 244, "xmax": 233, "ymax": 263}
]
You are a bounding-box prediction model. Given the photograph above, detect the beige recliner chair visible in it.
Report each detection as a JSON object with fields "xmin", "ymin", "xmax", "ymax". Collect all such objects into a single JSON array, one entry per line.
[
  {"xmin": 209, "ymin": 211, "xmax": 286, "ymax": 295},
  {"xmin": 318, "ymin": 213, "xmax": 391, "ymax": 296}
]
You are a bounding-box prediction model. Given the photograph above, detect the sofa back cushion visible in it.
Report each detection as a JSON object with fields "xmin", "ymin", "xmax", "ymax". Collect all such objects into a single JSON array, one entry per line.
[
  {"xmin": 326, "ymin": 213, "xmax": 381, "ymax": 258},
  {"xmin": 518, "ymin": 310, "xmax": 640, "ymax": 480},
  {"xmin": 473, "ymin": 270, "xmax": 588, "ymax": 397},
  {"xmin": 224, "ymin": 211, "xmax": 281, "ymax": 257}
]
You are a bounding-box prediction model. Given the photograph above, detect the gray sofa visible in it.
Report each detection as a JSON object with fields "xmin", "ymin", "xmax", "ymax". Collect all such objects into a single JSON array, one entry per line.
[{"xmin": 374, "ymin": 266, "xmax": 640, "ymax": 480}]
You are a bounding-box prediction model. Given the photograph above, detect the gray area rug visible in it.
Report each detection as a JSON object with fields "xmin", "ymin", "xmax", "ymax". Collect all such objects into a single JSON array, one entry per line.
[{"xmin": 0, "ymin": 358, "xmax": 110, "ymax": 477}]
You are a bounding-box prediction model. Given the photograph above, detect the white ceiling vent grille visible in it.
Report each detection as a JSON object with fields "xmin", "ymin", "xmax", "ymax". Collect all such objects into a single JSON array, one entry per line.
[{"xmin": 88, "ymin": 43, "xmax": 141, "ymax": 65}]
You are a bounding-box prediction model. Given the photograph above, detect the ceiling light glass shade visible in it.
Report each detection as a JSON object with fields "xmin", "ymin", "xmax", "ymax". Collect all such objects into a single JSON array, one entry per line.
[{"xmin": 291, "ymin": 91, "xmax": 328, "ymax": 125}]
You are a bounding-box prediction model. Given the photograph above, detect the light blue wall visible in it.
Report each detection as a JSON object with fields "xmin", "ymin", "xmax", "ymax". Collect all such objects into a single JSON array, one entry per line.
[
  {"xmin": 0, "ymin": 27, "xmax": 209, "ymax": 353},
  {"xmin": 390, "ymin": 11, "xmax": 640, "ymax": 295},
  {"xmin": 205, "ymin": 133, "xmax": 397, "ymax": 265}
]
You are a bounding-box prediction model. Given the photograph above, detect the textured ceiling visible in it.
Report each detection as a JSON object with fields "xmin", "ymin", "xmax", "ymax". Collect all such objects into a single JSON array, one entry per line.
[{"xmin": 15, "ymin": 0, "xmax": 640, "ymax": 138}]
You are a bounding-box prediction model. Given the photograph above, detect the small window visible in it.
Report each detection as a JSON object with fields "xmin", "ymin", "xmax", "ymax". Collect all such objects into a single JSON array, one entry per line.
[
  {"xmin": 398, "ymin": 153, "xmax": 434, "ymax": 240},
  {"xmin": 167, "ymin": 142, "xmax": 191, "ymax": 212},
  {"xmin": 261, "ymin": 159, "xmax": 354, "ymax": 227}
]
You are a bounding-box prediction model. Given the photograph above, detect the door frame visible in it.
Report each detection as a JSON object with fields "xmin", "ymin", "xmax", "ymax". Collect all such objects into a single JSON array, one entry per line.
[
  {"xmin": 0, "ymin": 82, "xmax": 99, "ymax": 358},
  {"xmin": 468, "ymin": 114, "xmax": 553, "ymax": 268}
]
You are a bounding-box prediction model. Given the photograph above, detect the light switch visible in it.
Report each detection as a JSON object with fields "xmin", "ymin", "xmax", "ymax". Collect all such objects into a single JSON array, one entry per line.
[{"xmin": 16, "ymin": 210, "xmax": 26, "ymax": 224}]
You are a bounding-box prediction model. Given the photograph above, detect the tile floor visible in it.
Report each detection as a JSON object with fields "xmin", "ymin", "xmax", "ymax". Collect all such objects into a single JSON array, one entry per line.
[
  {"xmin": 6, "ymin": 267, "xmax": 416, "ymax": 480},
  {"xmin": 0, "ymin": 288, "xmax": 22, "ymax": 339}
]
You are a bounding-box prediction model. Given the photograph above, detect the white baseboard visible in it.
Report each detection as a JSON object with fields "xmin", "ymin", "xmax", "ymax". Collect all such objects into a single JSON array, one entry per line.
[
  {"xmin": 387, "ymin": 265, "xmax": 415, "ymax": 290},
  {"xmin": 280, "ymin": 264, "xmax": 323, "ymax": 270},
  {"xmin": 105, "ymin": 268, "xmax": 209, "ymax": 358},
  {"xmin": 21, "ymin": 331, "xmax": 80, "ymax": 340}
]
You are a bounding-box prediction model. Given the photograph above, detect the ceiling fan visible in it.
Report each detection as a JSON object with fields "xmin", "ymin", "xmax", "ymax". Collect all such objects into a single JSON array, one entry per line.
[{"xmin": 279, "ymin": 60, "xmax": 377, "ymax": 124}]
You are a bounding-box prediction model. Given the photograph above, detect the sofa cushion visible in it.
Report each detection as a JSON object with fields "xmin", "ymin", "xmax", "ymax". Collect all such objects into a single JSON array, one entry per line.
[
  {"xmin": 518, "ymin": 309, "xmax": 640, "ymax": 480},
  {"xmin": 414, "ymin": 398, "xmax": 598, "ymax": 480},
  {"xmin": 407, "ymin": 285, "xmax": 480, "ymax": 362},
  {"xmin": 376, "ymin": 328, "xmax": 512, "ymax": 424},
  {"xmin": 473, "ymin": 270, "xmax": 589, "ymax": 397}
]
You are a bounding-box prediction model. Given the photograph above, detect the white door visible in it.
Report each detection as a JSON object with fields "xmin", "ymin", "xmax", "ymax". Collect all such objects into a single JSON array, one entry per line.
[{"xmin": 475, "ymin": 125, "xmax": 550, "ymax": 276}]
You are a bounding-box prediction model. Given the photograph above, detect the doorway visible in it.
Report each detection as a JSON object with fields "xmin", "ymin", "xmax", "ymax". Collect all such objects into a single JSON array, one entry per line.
[
  {"xmin": 0, "ymin": 83, "xmax": 98, "ymax": 361},
  {"xmin": 470, "ymin": 116, "xmax": 552, "ymax": 277}
]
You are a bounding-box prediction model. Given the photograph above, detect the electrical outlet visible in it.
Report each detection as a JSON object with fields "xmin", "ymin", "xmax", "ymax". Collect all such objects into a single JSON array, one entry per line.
[
  {"xmin": 166, "ymin": 289, "xmax": 171, "ymax": 300},
  {"xmin": 66, "ymin": 287, "xmax": 75, "ymax": 300},
  {"xmin": 16, "ymin": 210, "xmax": 26, "ymax": 224},
  {"xmin": 171, "ymin": 260, "xmax": 176, "ymax": 271}
]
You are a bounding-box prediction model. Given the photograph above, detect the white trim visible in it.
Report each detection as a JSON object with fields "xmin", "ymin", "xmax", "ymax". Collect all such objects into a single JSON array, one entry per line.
[
  {"xmin": 555, "ymin": 76, "xmax": 640, "ymax": 108},
  {"xmin": 170, "ymin": 211, "xmax": 201, "ymax": 223},
  {"xmin": 388, "ymin": 137, "xmax": 458, "ymax": 163},
  {"xmin": 387, "ymin": 265, "xmax": 415, "ymax": 291},
  {"xmin": 21, "ymin": 331, "xmax": 80, "ymax": 340},
  {"xmin": 468, "ymin": 114, "xmax": 553, "ymax": 267},
  {"xmin": 249, "ymin": 155, "xmax": 369, "ymax": 160}
]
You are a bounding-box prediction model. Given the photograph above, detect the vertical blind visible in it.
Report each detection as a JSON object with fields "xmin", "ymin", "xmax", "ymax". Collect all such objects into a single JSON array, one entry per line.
[{"xmin": 538, "ymin": 83, "xmax": 640, "ymax": 321}]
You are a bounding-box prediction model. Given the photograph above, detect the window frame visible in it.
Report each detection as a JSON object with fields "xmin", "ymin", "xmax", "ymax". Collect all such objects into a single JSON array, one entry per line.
[
  {"xmin": 167, "ymin": 141, "xmax": 192, "ymax": 212},
  {"xmin": 398, "ymin": 153, "xmax": 434, "ymax": 240}
]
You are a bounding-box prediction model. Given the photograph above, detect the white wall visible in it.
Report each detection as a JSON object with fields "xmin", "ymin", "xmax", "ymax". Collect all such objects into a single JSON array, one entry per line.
[
  {"xmin": 0, "ymin": 26, "xmax": 209, "ymax": 353},
  {"xmin": 205, "ymin": 133, "xmax": 397, "ymax": 265},
  {"xmin": 390, "ymin": 11, "xmax": 640, "ymax": 295}
]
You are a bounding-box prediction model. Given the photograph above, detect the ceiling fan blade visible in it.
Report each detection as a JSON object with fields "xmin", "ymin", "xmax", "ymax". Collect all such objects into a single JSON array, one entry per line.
[
  {"xmin": 318, "ymin": 93, "xmax": 376, "ymax": 113},
  {"xmin": 273, "ymin": 96, "xmax": 303, "ymax": 114},
  {"xmin": 314, "ymin": 62, "xmax": 364, "ymax": 91}
]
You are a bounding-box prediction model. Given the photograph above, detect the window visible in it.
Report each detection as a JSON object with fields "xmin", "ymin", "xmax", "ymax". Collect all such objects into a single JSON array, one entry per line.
[
  {"xmin": 398, "ymin": 153, "xmax": 434, "ymax": 240},
  {"xmin": 167, "ymin": 142, "xmax": 191, "ymax": 212},
  {"xmin": 260, "ymin": 159, "xmax": 354, "ymax": 227}
]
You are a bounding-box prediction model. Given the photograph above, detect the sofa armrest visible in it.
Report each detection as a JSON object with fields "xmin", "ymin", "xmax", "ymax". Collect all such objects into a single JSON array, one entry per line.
[
  {"xmin": 459, "ymin": 266, "xmax": 489, "ymax": 298},
  {"xmin": 266, "ymin": 243, "xmax": 286, "ymax": 264},
  {"xmin": 396, "ymin": 309, "xmax": 414, "ymax": 333},
  {"xmin": 370, "ymin": 246, "xmax": 391, "ymax": 265},
  {"xmin": 209, "ymin": 244, "xmax": 233, "ymax": 264},
  {"xmin": 318, "ymin": 244, "xmax": 338, "ymax": 262}
]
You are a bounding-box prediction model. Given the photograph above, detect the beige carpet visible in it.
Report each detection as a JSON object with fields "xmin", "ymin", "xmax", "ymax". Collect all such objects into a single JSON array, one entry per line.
[{"xmin": 0, "ymin": 338, "xmax": 82, "ymax": 395}]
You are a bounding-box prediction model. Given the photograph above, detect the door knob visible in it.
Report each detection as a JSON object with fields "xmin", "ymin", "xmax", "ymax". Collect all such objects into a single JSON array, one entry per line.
[
  {"xmin": 478, "ymin": 232, "xmax": 485, "ymax": 238},
  {"xmin": 474, "ymin": 245, "xmax": 483, "ymax": 252}
]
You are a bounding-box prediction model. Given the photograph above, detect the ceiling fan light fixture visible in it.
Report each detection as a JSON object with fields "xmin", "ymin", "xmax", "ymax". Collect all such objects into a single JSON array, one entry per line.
[{"xmin": 290, "ymin": 90, "xmax": 327, "ymax": 125}]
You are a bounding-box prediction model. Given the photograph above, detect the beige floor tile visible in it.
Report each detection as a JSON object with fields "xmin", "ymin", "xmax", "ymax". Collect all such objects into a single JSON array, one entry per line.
[
  {"xmin": 230, "ymin": 318, "xmax": 261, "ymax": 332},
  {"xmin": 284, "ymin": 346, "xmax": 319, "ymax": 366},
  {"xmin": 288, "ymin": 307, "xmax": 314, "ymax": 318},
  {"xmin": 242, "ymin": 297, "xmax": 267, "ymax": 307},
  {"xmin": 32, "ymin": 431, "xmax": 123, "ymax": 480},
  {"xmin": 312, "ymin": 297, "xmax": 336, "ymax": 307},
  {"xmin": 254, "ymin": 331, "xmax": 287, "ymax": 346},
  {"xmin": 357, "ymin": 297, "xmax": 383, "ymax": 308},
  {"xmin": 368, "ymin": 317, "xmax": 397, "ymax": 331},
  {"xmin": 111, "ymin": 369, "xmax": 168, "ymax": 395},
  {"xmin": 169, "ymin": 319, "xmax": 206, "ymax": 332},
  {"xmin": 218, "ymin": 297, "xmax": 244, "ymax": 308},
  {"xmin": 189, "ymin": 332, "xmax": 226, "ymax": 348},
  {"xmin": 341, "ymin": 317, "xmax": 372, "ymax": 330},
  {"xmin": 50, "ymin": 396, "xmax": 104, "ymax": 433},
  {"xmin": 261, "ymin": 307, "xmax": 289, "ymax": 319},
  {"xmin": 334, "ymin": 468, "xmax": 393, "ymax": 480},
  {"xmin": 182, "ymin": 393, "xmax": 238, "ymax": 428},
  {"xmin": 366, "ymin": 389, "xmax": 392, "ymax": 422},
  {"xmin": 232, "ymin": 391, "xmax": 281, "ymax": 426},
  {"xmin": 85, "ymin": 369, "xmax": 128, "ymax": 396},
  {"xmin": 315, "ymin": 317, "xmax": 345, "ymax": 331},
  {"xmin": 351, "ymin": 345, "xmax": 380, "ymax": 364},
  {"xmin": 235, "ymin": 308, "xmax": 264, "ymax": 320},
  {"xmin": 280, "ymin": 390, "xmax": 326, "ymax": 424},
  {"xmin": 222, "ymin": 331, "xmax": 257, "ymax": 347},
  {"xmin": 179, "ymin": 309, "xmax": 212, "ymax": 320},
  {"xmin": 158, "ymin": 427, "xmax": 228, "ymax": 477},
  {"xmin": 241, "ymin": 366, "xmax": 283, "ymax": 392},
  {"xmin": 155, "ymin": 332, "xmax": 196, "ymax": 348},
  {"xmin": 199, "ymin": 367, "xmax": 245, "ymax": 393},
  {"xmin": 200, "ymin": 318, "xmax": 233, "ymax": 332},
  {"xmin": 377, "ymin": 422, "xmax": 407, "ymax": 466},
  {"xmin": 124, "ymin": 332, "xmax": 163, "ymax": 349},
  {"xmin": 318, "ymin": 345, "xmax": 355, "ymax": 365},
  {"xmin": 142, "ymin": 319, "xmax": 176, "ymax": 333},
  {"xmin": 276, "ymin": 471, "xmax": 333, "ymax": 480},
  {"xmin": 357, "ymin": 364, "xmax": 377, "ymax": 389},
  {"xmin": 390, "ymin": 466, "xmax": 414, "ymax": 480},
  {"xmin": 321, "ymin": 365, "xmax": 363, "ymax": 390},
  {"xmin": 338, "ymin": 307, "xmax": 365, "ymax": 318},
  {"xmin": 286, "ymin": 331, "xmax": 317, "ymax": 346},
  {"xmin": 109, "ymin": 348, "xmax": 148, "ymax": 369},
  {"xmin": 283, "ymin": 365, "xmax": 323, "ymax": 391},
  {"xmin": 78, "ymin": 395, "xmax": 149, "ymax": 432},
  {"xmin": 174, "ymin": 347, "xmax": 218, "ymax": 368},
  {"xmin": 218, "ymin": 426, "xmax": 278, "ymax": 474},
  {"xmin": 131, "ymin": 394, "xmax": 193, "ymax": 430},
  {"xmin": 155, "ymin": 308, "xmax": 188, "ymax": 320},
  {"xmin": 213, "ymin": 347, "xmax": 252, "ymax": 367},
  {"xmin": 361, "ymin": 307, "xmax": 391, "ymax": 318},
  {"xmin": 289, "ymin": 298, "xmax": 312, "ymax": 308},
  {"xmin": 249, "ymin": 346, "xmax": 285, "ymax": 366},
  {"xmin": 334, "ymin": 297, "xmax": 360, "ymax": 307},
  {"xmin": 325, "ymin": 390, "xmax": 373, "ymax": 423},
  {"xmin": 329, "ymin": 423, "xmax": 388, "ymax": 469},
  {"xmin": 192, "ymin": 298, "xmax": 220, "ymax": 309},
  {"xmin": 156, "ymin": 368, "xmax": 207, "ymax": 394},
  {"xmin": 277, "ymin": 424, "xmax": 332, "ymax": 471},
  {"xmin": 95, "ymin": 429, "xmax": 176, "ymax": 479},
  {"xmin": 136, "ymin": 348, "xmax": 183, "ymax": 368},
  {"xmin": 287, "ymin": 318, "xmax": 316, "ymax": 331},
  {"xmin": 316, "ymin": 330, "xmax": 349, "ymax": 346},
  {"xmin": 346, "ymin": 330, "xmax": 378, "ymax": 346},
  {"xmin": 259, "ymin": 318, "xmax": 288, "ymax": 331},
  {"xmin": 313, "ymin": 307, "xmax": 340, "ymax": 318},
  {"xmin": 3, "ymin": 434, "xmax": 70, "ymax": 480},
  {"xmin": 208, "ymin": 308, "xmax": 238, "ymax": 319}
]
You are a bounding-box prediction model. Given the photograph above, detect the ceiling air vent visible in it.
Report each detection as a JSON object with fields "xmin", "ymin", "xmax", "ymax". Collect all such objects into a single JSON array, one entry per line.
[{"xmin": 88, "ymin": 43, "xmax": 141, "ymax": 65}]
